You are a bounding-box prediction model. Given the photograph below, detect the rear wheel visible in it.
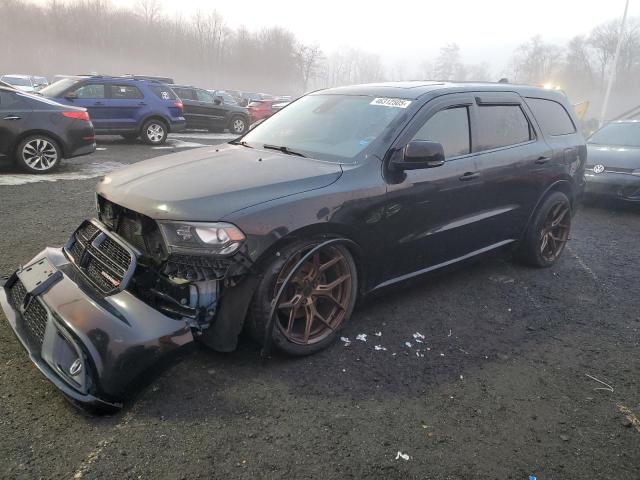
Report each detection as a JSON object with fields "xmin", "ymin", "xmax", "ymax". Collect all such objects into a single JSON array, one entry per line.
[
  {"xmin": 15, "ymin": 135, "xmax": 61, "ymax": 173},
  {"xmin": 247, "ymin": 239, "xmax": 358, "ymax": 356},
  {"xmin": 141, "ymin": 119, "xmax": 168, "ymax": 145},
  {"xmin": 518, "ymin": 191, "xmax": 571, "ymax": 267}
]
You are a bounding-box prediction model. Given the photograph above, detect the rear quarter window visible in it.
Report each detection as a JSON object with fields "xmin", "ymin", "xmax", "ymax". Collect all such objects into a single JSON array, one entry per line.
[
  {"xmin": 525, "ymin": 97, "xmax": 576, "ymax": 136},
  {"xmin": 475, "ymin": 105, "xmax": 533, "ymax": 151},
  {"xmin": 151, "ymin": 86, "xmax": 177, "ymax": 101}
]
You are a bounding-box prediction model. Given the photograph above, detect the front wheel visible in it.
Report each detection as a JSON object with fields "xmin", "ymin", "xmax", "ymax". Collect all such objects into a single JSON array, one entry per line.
[
  {"xmin": 15, "ymin": 135, "xmax": 61, "ymax": 173},
  {"xmin": 247, "ymin": 240, "xmax": 358, "ymax": 356},
  {"xmin": 229, "ymin": 116, "xmax": 248, "ymax": 135},
  {"xmin": 518, "ymin": 191, "xmax": 572, "ymax": 267},
  {"xmin": 141, "ymin": 119, "xmax": 168, "ymax": 145}
]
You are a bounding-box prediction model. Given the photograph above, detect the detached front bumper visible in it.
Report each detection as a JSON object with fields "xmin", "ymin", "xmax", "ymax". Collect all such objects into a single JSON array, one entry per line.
[
  {"xmin": 0, "ymin": 247, "xmax": 194, "ymax": 409},
  {"xmin": 584, "ymin": 172, "xmax": 640, "ymax": 202}
]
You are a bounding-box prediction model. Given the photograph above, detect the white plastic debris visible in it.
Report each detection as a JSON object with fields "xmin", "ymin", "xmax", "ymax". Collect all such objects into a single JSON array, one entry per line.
[
  {"xmin": 405, "ymin": 342, "xmax": 412, "ymax": 348},
  {"xmin": 395, "ymin": 451, "xmax": 410, "ymax": 461},
  {"xmin": 440, "ymin": 353, "xmax": 445, "ymax": 357},
  {"xmin": 374, "ymin": 331, "xmax": 382, "ymax": 337},
  {"xmin": 413, "ymin": 332, "xmax": 425, "ymax": 340},
  {"xmin": 447, "ymin": 329, "xmax": 452, "ymax": 337},
  {"xmin": 374, "ymin": 345, "xmax": 387, "ymax": 351},
  {"xmin": 356, "ymin": 333, "xmax": 367, "ymax": 342},
  {"xmin": 340, "ymin": 336, "xmax": 351, "ymax": 346},
  {"xmin": 415, "ymin": 338, "xmax": 424, "ymax": 343}
]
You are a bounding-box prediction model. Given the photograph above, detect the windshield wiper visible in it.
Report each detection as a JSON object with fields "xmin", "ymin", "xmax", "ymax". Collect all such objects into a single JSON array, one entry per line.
[
  {"xmin": 230, "ymin": 139, "xmax": 253, "ymax": 148},
  {"xmin": 263, "ymin": 144, "xmax": 307, "ymax": 157}
]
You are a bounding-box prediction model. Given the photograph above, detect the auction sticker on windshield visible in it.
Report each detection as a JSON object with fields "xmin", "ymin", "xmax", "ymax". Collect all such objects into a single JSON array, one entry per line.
[{"xmin": 370, "ymin": 98, "xmax": 412, "ymax": 108}]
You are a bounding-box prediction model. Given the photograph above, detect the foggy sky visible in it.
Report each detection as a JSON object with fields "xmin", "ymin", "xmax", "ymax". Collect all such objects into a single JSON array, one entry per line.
[{"xmin": 99, "ymin": 0, "xmax": 640, "ymax": 74}]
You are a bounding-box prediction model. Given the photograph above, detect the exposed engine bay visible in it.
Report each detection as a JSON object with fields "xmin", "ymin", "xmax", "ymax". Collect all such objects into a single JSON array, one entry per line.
[{"xmin": 67, "ymin": 195, "xmax": 253, "ymax": 331}]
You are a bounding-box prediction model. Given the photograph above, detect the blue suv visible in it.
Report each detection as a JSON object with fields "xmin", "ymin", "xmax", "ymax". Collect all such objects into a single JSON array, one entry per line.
[{"xmin": 39, "ymin": 76, "xmax": 186, "ymax": 145}]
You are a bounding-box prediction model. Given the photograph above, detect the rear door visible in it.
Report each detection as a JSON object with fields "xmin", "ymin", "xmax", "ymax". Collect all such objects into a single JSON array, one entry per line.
[
  {"xmin": 173, "ymin": 87, "xmax": 199, "ymax": 128},
  {"xmin": 66, "ymin": 83, "xmax": 109, "ymax": 131},
  {"xmin": 468, "ymin": 92, "xmax": 552, "ymax": 243},
  {"xmin": 106, "ymin": 83, "xmax": 145, "ymax": 132},
  {"xmin": 0, "ymin": 90, "xmax": 32, "ymax": 157},
  {"xmin": 194, "ymin": 89, "xmax": 227, "ymax": 129}
]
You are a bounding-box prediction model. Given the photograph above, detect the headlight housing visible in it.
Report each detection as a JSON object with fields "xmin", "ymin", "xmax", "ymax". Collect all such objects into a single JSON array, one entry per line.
[{"xmin": 158, "ymin": 221, "xmax": 245, "ymax": 256}]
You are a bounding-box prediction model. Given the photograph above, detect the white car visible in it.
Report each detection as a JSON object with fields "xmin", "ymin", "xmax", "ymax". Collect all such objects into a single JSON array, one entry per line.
[{"xmin": 0, "ymin": 74, "xmax": 37, "ymax": 92}]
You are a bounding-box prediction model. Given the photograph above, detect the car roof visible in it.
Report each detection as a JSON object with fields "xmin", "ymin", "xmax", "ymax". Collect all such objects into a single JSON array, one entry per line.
[
  {"xmin": 317, "ymin": 81, "xmax": 567, "ymax": 101},
  {"xmin": 1, "ymin": 74, "xmax": 32, "ymax": 79}
]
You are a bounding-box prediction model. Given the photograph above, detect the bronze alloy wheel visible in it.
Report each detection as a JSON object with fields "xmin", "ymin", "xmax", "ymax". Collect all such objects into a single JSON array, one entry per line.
[
  {"xmin": 273, "ymin": 246, "xmax": 353, "ymax": 346},
  {"xmin": 539, "ymin": 201, "xmax": 571, "ymax": 262}
]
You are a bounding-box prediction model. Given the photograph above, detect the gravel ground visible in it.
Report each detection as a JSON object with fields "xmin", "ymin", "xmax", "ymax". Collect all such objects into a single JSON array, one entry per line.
[{"xmin": 0, "ymin": 135, "xmax": 639, "ymax": 479}]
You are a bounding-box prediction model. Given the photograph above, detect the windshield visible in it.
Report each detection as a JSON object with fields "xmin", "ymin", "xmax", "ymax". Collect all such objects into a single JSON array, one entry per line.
[
  {"xmin": 39, "ymin": 77, "xmax": 81, "ymax": 97},
  {"xmin": 2, "ymin": 76, "xmax": 31, "ymax": 87},
  {"xmin": 240, "ymin": 94, "xmax": 409, "ymax": 162},
  {"xmin": 588, "ymin": 122, "xmax": 640, "ymax": 148}
]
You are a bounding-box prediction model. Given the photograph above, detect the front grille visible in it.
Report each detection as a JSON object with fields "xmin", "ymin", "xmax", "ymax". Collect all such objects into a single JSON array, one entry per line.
[
  {"xmin": 65, "ymin": 220, "xmax": 135, "ymax": 295},
  {"xmin": 7, "ymin": 279, "xmax": 48, "ymax": 347}
]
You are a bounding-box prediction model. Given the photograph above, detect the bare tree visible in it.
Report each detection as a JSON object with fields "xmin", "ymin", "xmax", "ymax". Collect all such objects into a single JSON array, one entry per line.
[
  {"xmin": 510, "ymin": 35, "xmax": 562, "ymax": 84},
  {"xmin": 296, "ymin": 44, "xmax": 324, "ymax": 92}
]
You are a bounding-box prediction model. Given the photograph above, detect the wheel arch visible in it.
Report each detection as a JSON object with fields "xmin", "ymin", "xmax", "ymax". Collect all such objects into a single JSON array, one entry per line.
[
  {"xmin": 250, "ymin": 222, "xmax": 369, "ymax": 296},
  {"xmin": 521, "ymin": 178, "xmax": 576, "ymax": 240},
  {"xmin": 140, "ymin": 115, "xmax": 169, "ymax": 133},
  {"xmin": 12, "ymin": 129, "xmax": 68, "ymax": 158}
]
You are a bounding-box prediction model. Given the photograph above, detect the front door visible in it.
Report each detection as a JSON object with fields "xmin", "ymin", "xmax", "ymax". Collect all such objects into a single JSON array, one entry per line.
[
  {"xmin": 194, "ymin": 89, "xmax": 227, "ymax": 130},
  {"xmin": 380, "ymin": 94, "xmax": 489, "ymax": 283},
  {"xmin": 65, "ymin": 83, "xmax": 109, "ymax": 131}
]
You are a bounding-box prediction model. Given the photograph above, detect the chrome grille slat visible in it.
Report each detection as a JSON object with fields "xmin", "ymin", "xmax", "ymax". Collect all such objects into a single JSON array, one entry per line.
[{"xmin": 7, "ymin": 279, "xmax": 48, "ymax": 347}]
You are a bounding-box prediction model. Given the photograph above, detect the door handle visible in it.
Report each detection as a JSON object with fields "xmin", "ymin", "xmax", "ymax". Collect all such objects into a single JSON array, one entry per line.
[
  {"xmin": 459, "ymin": 172, "xmax": 480, "ymax": 181},
  {"xmin": 138, "ymin": 102, "xmax": 147, "ymax": 105},
  {"xmin": 94, "ymin": 101, "xmax": 104, "ymax": 105},
  {"xmin": 2, "ymin": 115, "xmax": 21, "ymax": 121},
  {"xmin": 535, "ymin": 156, "xmax": 551, "ymax": 164}
]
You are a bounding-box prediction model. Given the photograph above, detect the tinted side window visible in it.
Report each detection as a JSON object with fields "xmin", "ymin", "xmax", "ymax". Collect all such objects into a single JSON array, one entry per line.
[
  {"xmin": 72, "ymin": 83, "xmax": 105, "ymax": 99},
  {"xmin": 525, "ymin": 97, "xmax": 576, "ymax": 136},
  {"xmin": 412, "ymin": 106, "xmax": 470, "ymax": 158},
  {"xmin": 151, "ymin": 86, "xmax": 177, "ymax": 100},
  {"xmin": 173, "ymin": 88, "xmax": 195, "ymax": 100},
  {"xmin": 475, "ymin": 105, "xmax": 532, "ymax": 151},
  {"xmin": 196, "ymin": 90, "xmax": 215, "ymax": 103},
  {"xmin": 109, "ymin": 84, "xmax": 143, "ymax": 99}
]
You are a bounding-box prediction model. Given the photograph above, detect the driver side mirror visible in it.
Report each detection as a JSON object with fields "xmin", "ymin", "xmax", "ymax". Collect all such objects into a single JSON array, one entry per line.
[
  {"xmin": 64, "ymin": 92, "xmax": 78, "ymax": 100},
  {"xmin": 392, "ymin": 140, "xmax": 445, "ymax": 170}
]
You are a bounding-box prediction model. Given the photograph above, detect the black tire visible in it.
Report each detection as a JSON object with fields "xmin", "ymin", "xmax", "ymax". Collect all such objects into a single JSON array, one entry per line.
[
  {"xmin": 141, "ymin": 118, "xmax": 168, "ymax": 145},
  {"xmin": 15, "ymin": 135, "xmax": 62, "ymax": 173},
  {"xmin": 229, "ymin": 116, "xmax": 248, "ymax": 135},
  {"xmin": 518, "ymin": 191, "xmax": 572, "ymax": 268},
  {"xmin": 246, "ymin": 239, "xmax": 358, "ymax": 356}
]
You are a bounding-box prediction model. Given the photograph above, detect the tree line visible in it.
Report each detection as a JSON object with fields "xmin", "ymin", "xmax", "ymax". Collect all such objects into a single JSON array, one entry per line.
[{"xmin": 1, "ymin": 0, "xmax": 638, "ymax": 119}]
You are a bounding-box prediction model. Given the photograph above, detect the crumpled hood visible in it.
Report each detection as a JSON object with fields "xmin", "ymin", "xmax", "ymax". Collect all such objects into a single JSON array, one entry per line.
[
  {"xmin": 96, "ymin": 144, "xmax": 343, "ymax": 221},
  {"xmin": 587, "ymin": 144, "xmax": 640, "ymax": 169}
]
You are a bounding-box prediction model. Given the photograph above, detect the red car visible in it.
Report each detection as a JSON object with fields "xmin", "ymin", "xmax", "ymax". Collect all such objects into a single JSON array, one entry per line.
[{"xmin": 248, "ymin": 100, "xmax": 279, "ymax": 124}]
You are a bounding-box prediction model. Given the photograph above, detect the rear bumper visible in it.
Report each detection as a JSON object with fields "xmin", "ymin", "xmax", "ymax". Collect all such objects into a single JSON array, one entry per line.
[
  {"xmin": 0, "ymin": 247, "xmax": 194, "ymax": 408},
  {"xmin": 67, "ymin": 141, "xmax": 96, "ymax": 158},
  {"xmin": 584, "ymin": 172, "xmax": 640, "ymax": 202}
]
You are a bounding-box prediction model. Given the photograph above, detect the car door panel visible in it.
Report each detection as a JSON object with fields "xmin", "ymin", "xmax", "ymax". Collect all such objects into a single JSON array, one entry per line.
[
  {"xmin": 107, "ymin": 84, "xmax": 145, "ymax": 132},
  {"xmin": 380, "ymin": 94, "xmax": 490, "ymax": 281},
  {"xmin": 0, "ymin": 90, "xmax": 32, "ymax": 156},
  {"xmin": 195, "ymin": 89, "xmax": 227, "ymax": 129},
  {"xmin": 469, "ymin": 94, "xmax": 553, "ymax": 242},
  {"xmin": 63, "ymin": 83, "xmax": 110, "ymax": 131}
]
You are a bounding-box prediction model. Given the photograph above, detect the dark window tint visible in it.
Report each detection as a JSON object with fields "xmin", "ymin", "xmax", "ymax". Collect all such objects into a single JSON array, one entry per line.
[
  {"xmin": 413, "ymin": 106, "xmax": 470, "ymax": 158},
  {"xmin": 109, "ymin": 84, "xmax": 143, "ymax": 99},
  {"xmin": 72, "ymin": 83, "xmax": 105, "ymax": 99},
  {"xmin": 196, "ymin": 89, "xmax": 215, "ymax": 103},
  {"xmin": 588, "ymin": 122, "xmax": 640, "ymax": 148},
  {"xmin": 173, "ymin": 87, "xmax": 196, "ymax": 100},
  {"xmin": 0, "ymin": 90, "xmax": 25, "ymax": 109},
  {"xmin": 525, "ymin": 97, "xmax": 576, "ymax": 136},
  {"xmin": 475, "ymin": 105, "xmax": 532, "ymax": 151},
  {"xmin": 151, "ymin": 86, "xmax": 177, "ymax": 100}
]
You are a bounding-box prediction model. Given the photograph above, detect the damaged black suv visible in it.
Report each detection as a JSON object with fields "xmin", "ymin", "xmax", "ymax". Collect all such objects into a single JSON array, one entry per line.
[{"xmin": 1, "ymin": 81, "xmax": 586, "ymax": 410}]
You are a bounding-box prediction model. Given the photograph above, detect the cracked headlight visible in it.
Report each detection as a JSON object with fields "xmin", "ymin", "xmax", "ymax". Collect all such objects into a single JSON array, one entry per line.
[{"xmin": 158, "ymin": 221, "xmax": 245, "ymax": 256}]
